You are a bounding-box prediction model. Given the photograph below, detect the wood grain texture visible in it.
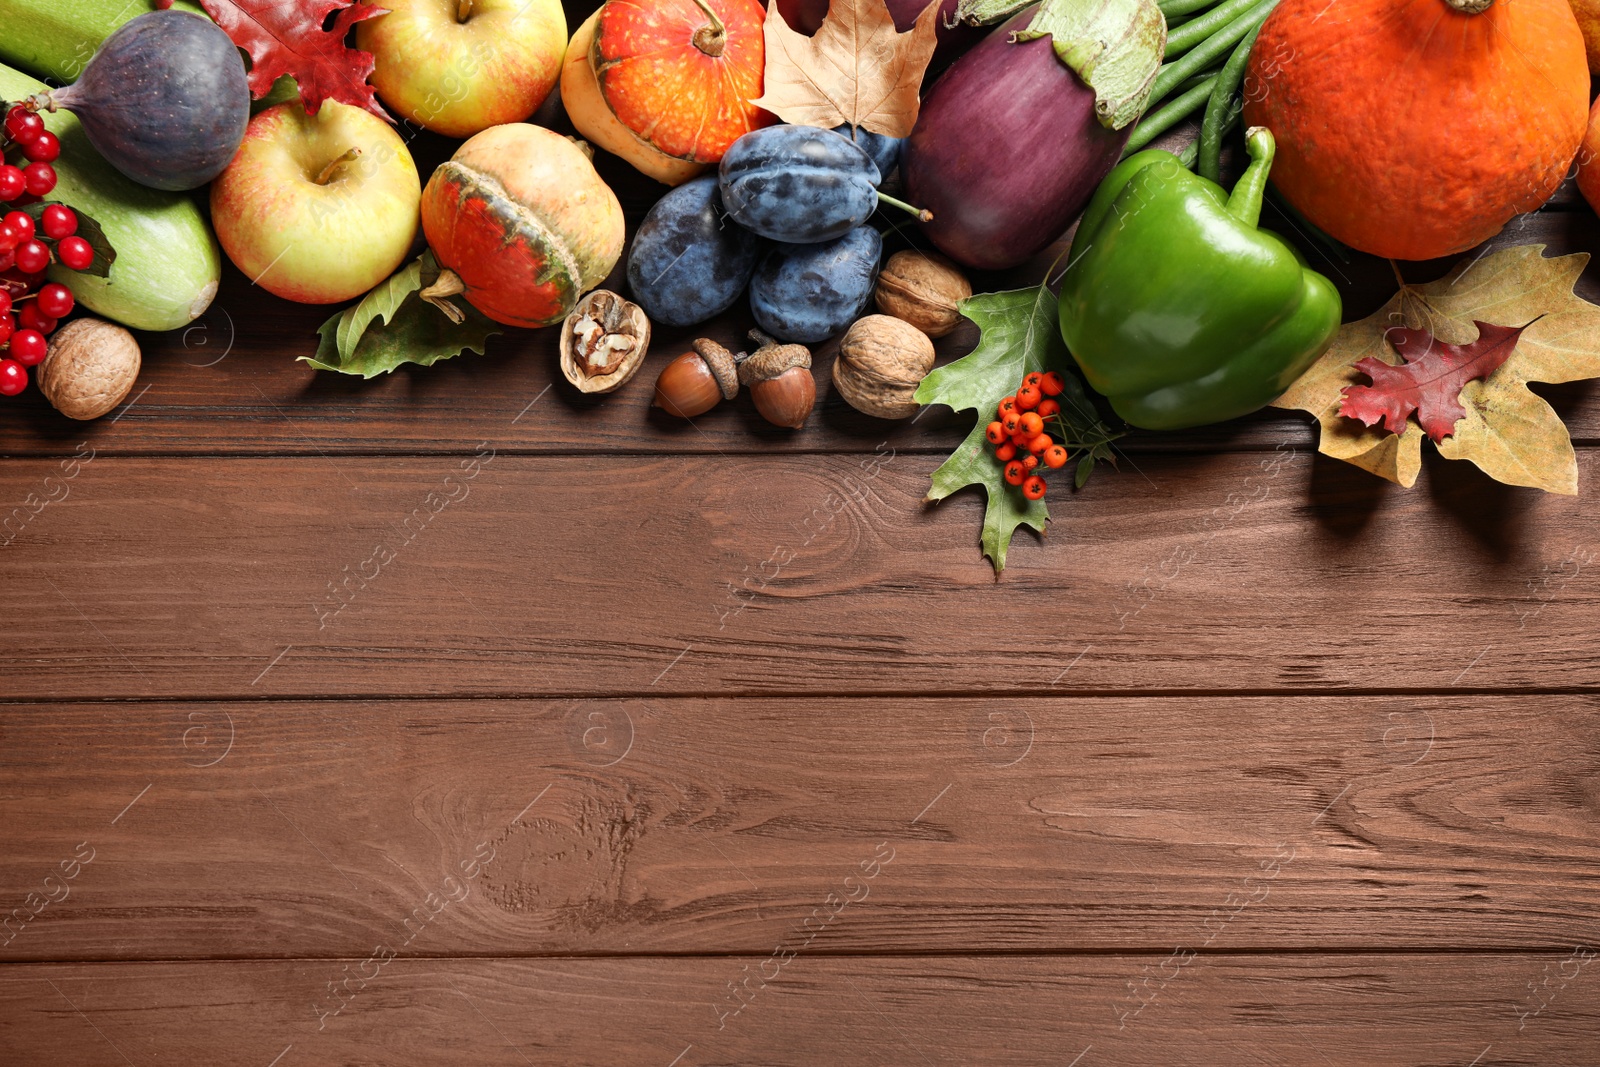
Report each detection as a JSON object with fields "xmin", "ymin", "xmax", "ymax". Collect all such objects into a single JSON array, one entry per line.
[
  {"xmin": 2, "ymin": 954, "xmax": 1596, "ymax": 1065},
  {"xmin": 1, "ymin": 696, "xmax": 1597, "ymax": 960},
  {"xmin": 2, "ymin": 450, "xmax": 1598, "ymax": 700}
]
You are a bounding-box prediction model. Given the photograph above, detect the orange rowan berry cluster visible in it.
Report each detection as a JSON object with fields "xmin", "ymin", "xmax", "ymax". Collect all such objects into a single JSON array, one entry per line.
[{"xmin": 984, "ymin": 371, "xmax": 1070, "ymax": 501}]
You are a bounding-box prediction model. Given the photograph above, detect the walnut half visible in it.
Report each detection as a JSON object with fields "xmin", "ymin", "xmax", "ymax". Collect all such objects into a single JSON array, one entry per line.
[{"xmin": 559, "ymin": 290, "xmax": 651, "ymax": 394}]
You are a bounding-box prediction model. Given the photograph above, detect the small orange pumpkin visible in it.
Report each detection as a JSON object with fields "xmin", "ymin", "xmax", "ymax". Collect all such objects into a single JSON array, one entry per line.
[
  {"xmin": 1244, "ymin": 0, "xmax": 1588, "ymax": 261},
  {"xmin": 560, "ymin": 0, "xmax": 773, "ymax": 185}
]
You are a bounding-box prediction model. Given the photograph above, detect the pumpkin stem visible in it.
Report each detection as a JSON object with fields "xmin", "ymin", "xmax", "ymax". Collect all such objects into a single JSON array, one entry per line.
[
  {"xmin": 421, "ymin": 270, "xmax": 468, "ymax": 325},
  {"xmin": 1226, "ymin": 126, "xmax": 1275, "ymax": 230},
  {"xmin": 1444, "ymin": 0, "xmax": 1492, "ymax": 12},
  {"xmin": 688, "ymin": 0, "xmax": 728, "ymax": 57}
]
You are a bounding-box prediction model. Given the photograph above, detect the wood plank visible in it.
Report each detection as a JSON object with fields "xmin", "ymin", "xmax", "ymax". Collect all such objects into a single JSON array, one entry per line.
[
  {"xmin": 1, "ymin": 954, "xmax": 1595, "ymax": 1065},
  {"xmin": 3, "ymin": 695, "xmax": 1597, "ymax": 959},
  {"xmin": 2, "ymin": 450, "xmax": 1599, "ymax": 700},
  {"xmin": 1, "ymin": 173, "xmax": 1597, "ymax": 456}
]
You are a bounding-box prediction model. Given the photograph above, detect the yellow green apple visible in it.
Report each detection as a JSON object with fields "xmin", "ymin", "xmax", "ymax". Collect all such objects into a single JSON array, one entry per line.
[
  {"xmin": 210, "ymin": 101, "xmax": 421, "ymax": 305},
  {"xmin": 358, "ymin": 0, "xmax": 567, "ymax": 138}
]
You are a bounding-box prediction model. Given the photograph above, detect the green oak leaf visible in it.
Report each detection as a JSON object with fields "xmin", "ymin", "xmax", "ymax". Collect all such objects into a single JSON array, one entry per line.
[
  {"xmin": 914, "ymin": 286, "xmax": 1069, "ymax": 572},
  {"xmin": 304, "ymin": 251, "xmax": 503, "ymax": 378}
]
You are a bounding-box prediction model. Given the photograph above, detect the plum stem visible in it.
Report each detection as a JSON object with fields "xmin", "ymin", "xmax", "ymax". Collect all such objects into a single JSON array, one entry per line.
[
  {"xmin": 689, "ymin": 0, "xmax": 728, "ymax": 57},
  {"xmin": 877, "ymin": 191, "xmax": 933, "ymax": 223},
  {"xmin": 315, "ymin": 147, "xmax": 362, "ymax": 185}
]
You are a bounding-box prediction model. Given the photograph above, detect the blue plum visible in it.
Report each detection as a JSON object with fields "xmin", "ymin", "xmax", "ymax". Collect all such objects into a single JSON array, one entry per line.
[
  {"xmin": 749, "ymin": 226, "xmax": 883, "ymax": 343},
  {"xmin": 626, "ymin": 176, "xmax": 761, "ymax": 328},
  {"xmin": 719, "ymin": 125, "xmax": 881, "ymax": 245},
  {"xmin": 832, "ymin": 124, "xmax": 902, "ymax": 179}
]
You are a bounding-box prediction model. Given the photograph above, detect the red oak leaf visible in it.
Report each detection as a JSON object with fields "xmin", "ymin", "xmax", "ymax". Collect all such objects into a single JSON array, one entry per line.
[
  {"xmin": 199, "ymin": 0, "xmax": 390, "ymax": 121},
  {"xmin": 1338, "ymin": 320, "xmax": 1531, "ymax": 443}
]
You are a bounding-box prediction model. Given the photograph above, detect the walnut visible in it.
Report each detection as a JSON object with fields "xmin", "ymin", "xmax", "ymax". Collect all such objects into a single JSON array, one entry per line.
[
  {"xmin": 559, "ymin": 290, "xmax": 650, "ymax": 393},
  {"xmin": 874, "ymin": 250, "xmax": 972, "ymax": 338},
  {"xmin": 832, "ymin": 315, "xmax": 935, "ymax": 420},
  {"xmin": 37, "ymin": 317, "xmax": 141, "ymax": 420}
]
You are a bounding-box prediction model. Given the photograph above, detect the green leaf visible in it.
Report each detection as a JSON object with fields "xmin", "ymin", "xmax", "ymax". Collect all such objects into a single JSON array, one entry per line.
[
  {"xmin": 915, "ymin": 286, "xmax": 1068, "ymax": 573},
  {"xmin": 1015, "ymin": 0, "xmax": 1167, "ymax": 131},
  {"xmin": 19, "ymin": 201, "xmax": 116, "ymax": 278},
  {"xmin": 304, "ymin": 251, "xmax": 503, "ymax": 378}
]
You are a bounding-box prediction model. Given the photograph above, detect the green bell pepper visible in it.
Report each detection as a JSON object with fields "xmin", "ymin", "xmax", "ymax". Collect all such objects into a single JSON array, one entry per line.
[{"xmin": 1059, "ymin": 127, "xmax": 1341, "ymax": 431}]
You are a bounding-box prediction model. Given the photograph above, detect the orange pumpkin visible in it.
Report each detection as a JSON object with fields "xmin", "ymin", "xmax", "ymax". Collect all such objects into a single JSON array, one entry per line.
[
  {"xmin": 561, "ymin": 0, "xmax": 774, "ymax": 185},
  {"xmin": 1244, "ymin": 0, "xmax": 1588, "ymax": 261}
]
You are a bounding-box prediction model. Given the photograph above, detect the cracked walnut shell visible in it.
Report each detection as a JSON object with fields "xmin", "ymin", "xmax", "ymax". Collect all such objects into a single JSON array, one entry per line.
[{"xmin": 560, "ymin": 290, "xmax": 650, "ymax": 393}]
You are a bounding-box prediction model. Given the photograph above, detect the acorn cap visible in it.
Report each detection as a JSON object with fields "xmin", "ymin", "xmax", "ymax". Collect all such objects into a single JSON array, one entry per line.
[
  {"xmin": 737, "ymin": 329, "xmax": 811, "ymax": 385},
  {"xmin": 692, "ymin": 338, "xmax": 741, "ymax": 399}
]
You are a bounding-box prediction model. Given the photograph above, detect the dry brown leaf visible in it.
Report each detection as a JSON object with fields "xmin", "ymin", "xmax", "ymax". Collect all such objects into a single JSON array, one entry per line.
[
  {"xmin": 751, "ymin": 0, "xmax": 940, "ymax": 138},
  {"xmin": 1272, "ymin": 245, "xmax": 1600, "ymax": 494}
]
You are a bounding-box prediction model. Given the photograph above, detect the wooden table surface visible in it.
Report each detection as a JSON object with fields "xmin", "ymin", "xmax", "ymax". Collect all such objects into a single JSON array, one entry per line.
[{"xmin": 6, "ymin": 9, "xmax": 1600, "ymax": 1062}]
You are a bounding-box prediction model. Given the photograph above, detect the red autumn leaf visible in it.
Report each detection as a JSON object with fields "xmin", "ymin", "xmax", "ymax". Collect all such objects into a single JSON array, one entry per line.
[
  {"xmin": 199, "ymin": 0, "xmax": 391, "ymax": 121},
  {"xmin": 1338, "ymin": 320, "xmax": 1530, "ymax": 443}
]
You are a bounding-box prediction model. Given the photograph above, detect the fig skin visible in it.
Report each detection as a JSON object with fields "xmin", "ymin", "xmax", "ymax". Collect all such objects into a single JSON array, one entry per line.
[{"xmin": 50, "ymin": 11, "xmax": 249, "ymax": 192}]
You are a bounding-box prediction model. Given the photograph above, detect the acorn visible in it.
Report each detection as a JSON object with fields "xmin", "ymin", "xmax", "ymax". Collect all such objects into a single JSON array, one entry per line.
[
  {"xmin": 652, "ymin": 338, "xmax": 741, "ymax": 418},
  {"xmin": 738, "ymin": 330, "xmax": 814, "ymax": 429}
]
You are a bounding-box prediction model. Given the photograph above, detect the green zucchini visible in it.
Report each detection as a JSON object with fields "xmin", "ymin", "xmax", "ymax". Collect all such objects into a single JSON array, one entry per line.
[
  {"xmin": 0, "ymin": 62, "xmax": 221, "ymax": 331},
  {"xmin": 0, "ymin": 0, "xmax": 296, "ymax": 108},
  {"xmin": 0, "ymin": 0, "xmax": 206, "ymax": 83}
]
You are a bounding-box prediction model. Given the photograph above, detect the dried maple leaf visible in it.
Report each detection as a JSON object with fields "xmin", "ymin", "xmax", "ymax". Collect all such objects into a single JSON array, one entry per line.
[
  {"xmin": 752, "ymin": 0, "xmax": 940, "ymax": 138},
  {"xmin": 1340, "ymin": 321, "xmax": 1528, "ymax": 442},
  {"xmin": 199, "ymin": 0, "xmax": 390, "ymax": 121},
  {"xmin": 1273, "ymin": 245, "xmax": 1600, "ymax": 494}
]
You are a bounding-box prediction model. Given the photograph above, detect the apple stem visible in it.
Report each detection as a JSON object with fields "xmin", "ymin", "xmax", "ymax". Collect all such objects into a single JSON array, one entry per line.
[
  {"xmin": 456, "ymin": 0, "xmax": 474, "ymax": 22},
  {"xmin": 877, "ymin": 190, "xmax": 933, "ymax": 223},
  {"xmin": 689, "ymin": 0, "xmax": 727, "ymax": 57},
  {"xmin": 315, "ymin": 147, "xmax": 362, "ymax": 185}
]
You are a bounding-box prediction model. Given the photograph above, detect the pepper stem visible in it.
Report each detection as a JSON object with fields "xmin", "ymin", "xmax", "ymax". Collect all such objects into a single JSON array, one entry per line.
[
  {"xmin": 1225, "ymin": 126, "xmax": 1274, "ymax": 230},
  {"xmin": 876, "ymin": 190, "xmax": 934, "ymax": 223}
]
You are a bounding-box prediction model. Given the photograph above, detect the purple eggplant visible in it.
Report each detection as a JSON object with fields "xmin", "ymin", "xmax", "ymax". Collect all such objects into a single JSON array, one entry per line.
[
  {"xmin": 902, "ymin": 7, "xmax": 1131, "ymax": 271},
  {"xmin": 775, "ymin": 0, "xmax": 984, "ymax": 71}
]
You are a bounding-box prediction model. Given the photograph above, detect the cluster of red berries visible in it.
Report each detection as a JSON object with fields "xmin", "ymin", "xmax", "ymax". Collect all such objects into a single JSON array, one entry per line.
[
  {"xmin": 1, "ymin": 102, "xmax": 91, "ymax": 397},
  {"xmin": 984, "ymin": 370, "xmax": 1070, "ymax": 501}
]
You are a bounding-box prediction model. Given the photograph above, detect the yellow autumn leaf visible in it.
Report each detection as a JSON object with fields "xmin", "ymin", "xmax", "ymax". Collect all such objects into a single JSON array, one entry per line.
[
  {"xmin": 1272, "ymin": 244, "xmax": 1600, "ymax": 494},
  {"xmin": 751, "ymin": 0, "xmax": 941, "ymax": 138}
]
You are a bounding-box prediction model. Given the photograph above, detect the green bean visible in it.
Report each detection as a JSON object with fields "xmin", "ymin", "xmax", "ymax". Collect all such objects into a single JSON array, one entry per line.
[
  {"xmin": 1146, "ymin": 0, "xmax": 1278, "ymax": 110},
  {"xmin": 1164, "ymin": 0, "xmax": 1263, "ymax": 57},
  {"xmin": 1178, "ymin": 139, "xmax": 1199, "ymax": 170},
  {"xmin": 1123, "ymin": 74, "xmax": 1219, "ymax": 156},
  {"xmin": 1197, "ymin": 21, "xmax": 1261, "ymax": 181},
  {"xmin": 1177, "ymin": 68, "xmax": 1224, "ymax": 94},
  {"xmin": 1159, "ymin": 0, "xmax": 1220, "ymax": 16}
]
